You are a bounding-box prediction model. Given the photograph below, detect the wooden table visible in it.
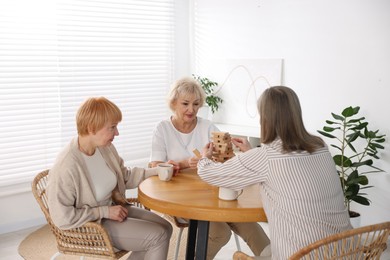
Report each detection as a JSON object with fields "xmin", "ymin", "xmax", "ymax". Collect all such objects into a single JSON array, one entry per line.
[{"xmin": 138, "ymin": 169, "xmax": 266, "ymax": 260}]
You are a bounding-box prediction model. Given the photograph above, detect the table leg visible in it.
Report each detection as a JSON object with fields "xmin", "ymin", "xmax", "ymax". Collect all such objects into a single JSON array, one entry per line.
[
  {"xmin": 185, "ymin": 220, "xmax": 210, "ymax": 260},
  {"xmin": 195, "ymin": 220, "xmax": 209, "ymax": 260},
  {"xmin": 186, "ymin": 220, "xmax": 198, "ymax": 259}
]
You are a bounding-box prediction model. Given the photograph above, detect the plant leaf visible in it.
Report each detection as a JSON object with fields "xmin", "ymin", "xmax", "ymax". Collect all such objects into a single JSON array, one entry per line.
[
  {"xmin": 346, "ymin": 170, "xmax": 358, "ymax": 181},
  {"xmin": 325, "ymin": 120, "xmax": 338, "ymax": 125},
  {"xmin": 346, "ymin": 141, "xmax": 357, "ymax": 153},
  {"xmin": 370, "ymin": 143, "xmax": 385, "ymax": 150},
  {"xmin": 330, "ymin": 144, "xmax": 342, "ymax": 151},
  {"xmin": 360, "ymin": 186, "xmax": 374, "ymax": 190},
  {"xmin": 323, "ymin": 126, "xmax": 339, "ymax": 132},
  {"xmin": 352, "ymin": 195, "xmax": 370, "ymax": 206},
  {"xmin": 334, "ymin": 155, "xmax": 352, "ymax": 167},
  {"xmin": 351, "ymin": 159, "xmax": 373, "ymax": 167},
  {"xmin": 346, "ymin": 131, "xmax": 360, "ymax": 143},
  {"xmin": 375, "ymin": 138, "xmax": 386, "ymax": 143},
  {"xmin": 358, "ymin": 175, "xmax": 369, "ymax": 185},
  {"xmin": 331, "ymin": 113, "xmax": 345, "ymax": 121},
  {"xmin": 351, "ymin": 122, "xmax": 368, "ymax": 130},
  {"xmin": 318, "ymin": 130, "xmax": 336, "ymax": 139},
  {"xmin": 347, "ymin": 117, "xmax": 365, "ymax": 124},
  {"xmin": 342, "ymin": 106, "xmax": 359, "ymax": 117},
  {"xmin": 345, "ymin": 184, "xmax": 359, "ymax": 197}
]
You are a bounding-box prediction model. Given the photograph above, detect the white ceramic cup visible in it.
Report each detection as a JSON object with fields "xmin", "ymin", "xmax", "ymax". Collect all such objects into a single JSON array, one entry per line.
[
  {"xmin": 157, "ymin": 163, "xmax": 174, "ymax": 181},
  {"xmin": 218, "ymin": 187, "xmax": 243, "ymax": 201}
]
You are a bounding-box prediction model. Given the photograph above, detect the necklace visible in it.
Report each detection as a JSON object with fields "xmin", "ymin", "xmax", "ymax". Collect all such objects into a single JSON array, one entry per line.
[
  {"xmin": 175, "ymin": 129, "xmax": 194, "ymax": 151},
  {"xmin": 170, "ymin": 117, "xmax": 196, "ymax": 156}
]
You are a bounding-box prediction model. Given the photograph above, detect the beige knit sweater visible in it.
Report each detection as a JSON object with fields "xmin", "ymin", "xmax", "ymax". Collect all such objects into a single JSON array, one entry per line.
[{"xmin": 47, "ymin": 137, "xmax": 156, "ymax": 230}]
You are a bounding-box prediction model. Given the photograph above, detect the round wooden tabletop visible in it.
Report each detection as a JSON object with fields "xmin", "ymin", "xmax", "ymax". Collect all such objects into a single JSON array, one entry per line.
[{"xmin": 138, "ymin": 168, "xmax": 267, "ymax": 222}]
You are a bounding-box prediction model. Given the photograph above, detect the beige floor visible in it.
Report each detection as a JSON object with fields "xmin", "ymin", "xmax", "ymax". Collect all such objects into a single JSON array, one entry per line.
[
  {"xmin": 0, "ymin": 225, "xmax": 254, "ymax": 260},
  {"xmin": 2, "ymin": 223, "xmax": 389, "ymax": 260},
  {"xmin": 0, "ymin": 225, "xmax": 40, "ymax": 260}
]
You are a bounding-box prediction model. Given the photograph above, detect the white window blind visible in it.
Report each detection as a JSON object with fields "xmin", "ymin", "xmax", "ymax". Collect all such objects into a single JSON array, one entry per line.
[{"xmin": 0, "ymin": 0, "xmax": 174, "ymax": 187}]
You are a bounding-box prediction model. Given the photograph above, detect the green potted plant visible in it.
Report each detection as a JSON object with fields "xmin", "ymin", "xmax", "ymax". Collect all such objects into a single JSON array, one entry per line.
[
  {"xmin": 193, "ymin": 74, "xmax": 223, "ymax": 114},
  {"xmin": 318, "ymin": 106, "xmax": 386, "ymax": 219}
]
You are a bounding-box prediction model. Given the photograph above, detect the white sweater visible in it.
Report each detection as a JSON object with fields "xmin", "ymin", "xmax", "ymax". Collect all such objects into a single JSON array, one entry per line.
[{"xmin": 150, "ymin": 117, "xmax": 219, "ymax": 162}]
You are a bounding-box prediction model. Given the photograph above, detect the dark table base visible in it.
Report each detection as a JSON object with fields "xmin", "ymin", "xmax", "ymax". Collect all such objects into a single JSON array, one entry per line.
[{"xmin": 185, "ymin": 220, "xmax": 210, "ymax": 260}]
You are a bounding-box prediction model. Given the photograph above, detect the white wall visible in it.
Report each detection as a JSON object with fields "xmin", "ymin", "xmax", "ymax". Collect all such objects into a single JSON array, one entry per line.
[
  {"xmin": 192, "ymin": 0, "xmax": 390, "ymax": 226},
  {"xmin": 0, "ymin": 182, "xmax": 46, "ymax": 234}
]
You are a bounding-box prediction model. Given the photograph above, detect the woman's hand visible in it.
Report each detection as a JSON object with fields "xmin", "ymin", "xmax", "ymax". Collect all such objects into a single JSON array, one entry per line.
[
  {"xmin": 167, "ymin": 160, "xmax": 180, "ymax": 175},
  {"xmin": 201, "ymin": 142, "xmax": 214, "ymax": 159},
  {"xmin": 111, "ymin": 188, "xmax": 128, "ymax": 206},
  {"xmin": 187, "ymin": 156, "xmax": 200, "ymax": 168},
  {"xmin": 231, "ymin": 137, "xmax": 252, "ymax": 152},
  {"xmin": 108, "ymin": 205, "xmax": 128, "ymax": 222}
]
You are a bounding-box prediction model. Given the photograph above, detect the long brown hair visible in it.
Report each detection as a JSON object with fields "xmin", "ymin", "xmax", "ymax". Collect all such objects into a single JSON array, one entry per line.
[{"xmin": 258, "ymin": 86, "xmax": 324, "ymax": 153}]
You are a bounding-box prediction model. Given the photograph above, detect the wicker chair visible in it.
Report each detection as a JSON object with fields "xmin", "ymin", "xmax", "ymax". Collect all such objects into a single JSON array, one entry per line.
[
  {"xmin": 32, "ymin": 169, "xmax": 145, "ymax": 260},
  {"xmin": 233, "ymin": 221, "xmax": 390, "ymax": 260},
  {"xmin": 289, "ymin": 221, "xmax": 390, "ymax": 259}
]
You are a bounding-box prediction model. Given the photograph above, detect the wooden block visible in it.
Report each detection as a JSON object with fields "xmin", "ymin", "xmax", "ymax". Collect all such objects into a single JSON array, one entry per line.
[
  {"xmin": 211, "ymin": 131, "xmax": 235, "ymax": 162},
  {"xmin": 193, "ymin": 149, "xmax": 201, "ymax": 158}
]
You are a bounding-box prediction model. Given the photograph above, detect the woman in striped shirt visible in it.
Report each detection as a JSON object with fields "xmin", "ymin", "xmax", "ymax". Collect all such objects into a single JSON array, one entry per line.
[{"xmin": 197, "ymin": 86, "xmax": 352, "ymax": 259}]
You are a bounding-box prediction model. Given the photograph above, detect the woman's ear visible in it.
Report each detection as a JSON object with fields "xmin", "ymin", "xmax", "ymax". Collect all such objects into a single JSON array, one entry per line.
[
  {"xmin": 171, "ymin": 99, "xmax": 177, "ymax": 111},
  {"xmin": 87, "ymin": 125, "xmax": 95, "ymax": 135}
]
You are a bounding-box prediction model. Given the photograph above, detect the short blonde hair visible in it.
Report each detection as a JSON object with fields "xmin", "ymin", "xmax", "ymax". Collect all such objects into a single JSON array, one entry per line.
[
  {"xmin": 167, "ymin": 77, "xmax": 206, "ymax": 112},
  {"xmin": 76, "ymin": 97, "xmax": 122, "ymax": 136}
]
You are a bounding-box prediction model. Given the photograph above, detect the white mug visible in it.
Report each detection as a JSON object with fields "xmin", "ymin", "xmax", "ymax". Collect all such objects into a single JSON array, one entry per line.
[
  {"xmin": 218, "ymin": 187, "xmax": 243, "ymax": 201},
  {"xmin": 157, "ymin": 163, "xmax": 174, "ymax": 181}
]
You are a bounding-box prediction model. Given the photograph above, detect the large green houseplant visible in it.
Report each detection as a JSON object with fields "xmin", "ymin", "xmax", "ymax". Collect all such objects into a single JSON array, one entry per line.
[
  {"xmin": 193, "ymin": 74, "xmax": 223, "ymax": 114},
  {"xmin": 318, "ymin": 106, "xmax": 386, "ymax": 216}
]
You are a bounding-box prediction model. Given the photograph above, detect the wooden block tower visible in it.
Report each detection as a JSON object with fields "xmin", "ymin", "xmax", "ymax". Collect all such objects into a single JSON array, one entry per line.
[{"xmin": 211, "ymin": 131, "xmax": 235, "ymax": 162}]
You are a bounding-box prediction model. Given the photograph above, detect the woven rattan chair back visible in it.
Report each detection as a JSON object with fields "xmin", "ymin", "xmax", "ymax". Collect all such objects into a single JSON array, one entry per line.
[
  {"xmin": 32, "ymin": 169, "xmax": 129, "ymax": 260},
  {"xmin": 289, "ymin": 221, "xmax": 390, "ymax": 260},
  {"xmin": 233, "ymin": 222, "xmax": 390, "ymax": 260}
]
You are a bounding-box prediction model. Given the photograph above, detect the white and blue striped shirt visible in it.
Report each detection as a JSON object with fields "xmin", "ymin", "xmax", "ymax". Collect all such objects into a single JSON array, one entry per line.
[{"xmin": 198, "ymin": 138, "xmax": 352, "ymax": 259}]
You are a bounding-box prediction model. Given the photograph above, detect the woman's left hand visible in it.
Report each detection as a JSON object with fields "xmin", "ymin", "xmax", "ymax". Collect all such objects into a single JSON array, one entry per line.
[
  {"xmin": 188, "ymin": 156, "xmax": 200, "ymax": 168},
  {"xmin": 201, "ymin": 142, "xmax": 214, "ymax": 159},
  {"xmin": 167, "ymin": 160, "xmax": 180, "ymax": 176},
  {"xmin": 231, "ymin": 137, "xmax": 252, "ymax": 152},
  {"xmin": 108, "ymin": 205, "xmax": 128, "ymax": 222}
]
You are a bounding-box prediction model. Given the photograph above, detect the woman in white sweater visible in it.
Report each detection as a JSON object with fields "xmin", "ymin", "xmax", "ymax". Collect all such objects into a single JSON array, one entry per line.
[
  {"xmin": 150, "ymin": 77, "xmax": 270, "ymax": 259},
  {"xmin": 198, "ymin": 86, "xmax": 352, "ymax": 259},
  {"xmin": 47, "ymin": 97, "xmax": 172, "ymax": 260}
]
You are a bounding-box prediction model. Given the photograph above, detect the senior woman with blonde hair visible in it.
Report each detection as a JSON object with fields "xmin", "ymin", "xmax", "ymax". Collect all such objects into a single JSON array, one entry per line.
[
  {"xmin": 150, "ymin": 77, "xmax": 270, "ymax": 259},
  {"xmin": 47, "ymin": 97, "xmax": 172, "ymax": 260}
]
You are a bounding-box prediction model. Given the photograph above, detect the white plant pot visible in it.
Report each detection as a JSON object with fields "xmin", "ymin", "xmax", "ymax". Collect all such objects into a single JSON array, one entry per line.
[{"xmin": 349, "ymin": 211, "xmax": 361, "ymax": 228}]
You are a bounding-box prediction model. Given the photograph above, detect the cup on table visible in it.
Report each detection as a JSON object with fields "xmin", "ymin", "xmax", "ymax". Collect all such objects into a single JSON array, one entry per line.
[
  {"xmin": 157, "ymin": 163, "xmax": 174, "ymax": 181},
  {"xmin": 218, "ymin": 187, "xmax": 243, "ymax": 201}
]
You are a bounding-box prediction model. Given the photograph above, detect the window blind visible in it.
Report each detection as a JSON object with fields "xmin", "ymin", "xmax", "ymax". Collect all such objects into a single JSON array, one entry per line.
[{"xmin": 0, "ymin": 0, "xmax": 174, "ymax": 186}]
